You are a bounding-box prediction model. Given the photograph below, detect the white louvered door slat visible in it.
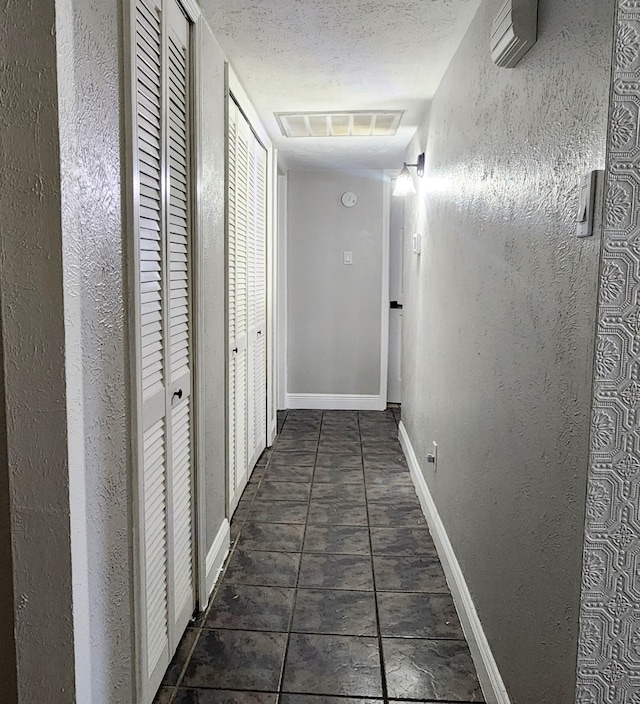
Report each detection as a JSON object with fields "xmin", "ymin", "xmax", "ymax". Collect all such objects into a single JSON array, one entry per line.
[
  {"xmin": 227, "ymin": 104, "xmax": 238, "ymax": 509},
  {"xmin": 134, "ymin": 1, "xmax": 194, "ymax": 702},
  {"xmin": 255, "ymin": 140, "xmax": 268, "ymax": 454},
  {"xmin": 165, "ymin": 0, "xmax": 194, "ymax": 641},
  {"xmin": 135, "ymin": 0, "xmax": 170, "ymax": 695},
  {"xmin": 227, "ymin": 97, "xmax": 268, "ymax": 516},
  {"xmin": 235, "ymin": 116, "xmax": 250, "ymax": 496},
  {"xmin": 248, "ymin": 133, "xmax": 268, "ymax": 468}
]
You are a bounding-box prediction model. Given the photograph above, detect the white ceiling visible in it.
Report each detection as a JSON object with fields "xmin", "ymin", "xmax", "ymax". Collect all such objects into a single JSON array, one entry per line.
[{"xmin": 201, "ymin": 0, "xmax": 482, "ymax": 170}]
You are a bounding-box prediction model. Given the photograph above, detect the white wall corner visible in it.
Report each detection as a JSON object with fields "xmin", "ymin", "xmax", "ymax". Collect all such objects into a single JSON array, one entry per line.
[
  {"xmin": 205, "ymin": 519, "xmax": 231, "ymax": 600},
  {"xmin": 398, "ymin": 421, "xmax": 512, "ymax": 704},
  {"xmin": 286, "ymin": 393, "xmax": 385, "ymax": 411}
]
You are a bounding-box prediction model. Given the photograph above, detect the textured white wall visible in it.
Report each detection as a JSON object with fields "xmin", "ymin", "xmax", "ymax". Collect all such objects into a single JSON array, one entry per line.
[
  {"xmin": 287, "ymin": 170, "xmax": 384, "ymax": 397},
  {"xmin": 0, "ymin": 1, "xmax": 76, "ymax": 701},
  {"xmin": 401, "ymin": 0, "xmax": 615, "ymax": 702},
  {"xmin": 56, "ymin": 0, "xmax": 133, "ymax": 701},
  {"xmin": 0, "ymin": 3, "xmax": 231, "ymax": 701},
  {"xmin": 199, "ymin": 21, "xmax": 228, "ymax": 548}
]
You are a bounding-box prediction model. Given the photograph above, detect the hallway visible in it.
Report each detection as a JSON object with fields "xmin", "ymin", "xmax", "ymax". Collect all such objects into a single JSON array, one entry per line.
[{"xmin": 155, "ymin": 409, "xmax": 483, "ymax": 704}]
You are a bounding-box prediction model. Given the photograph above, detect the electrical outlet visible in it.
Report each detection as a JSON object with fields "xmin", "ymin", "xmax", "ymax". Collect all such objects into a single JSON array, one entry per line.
[{"xmin": 426, "ymin": 441, "xmax": 438, "ymax": 469}]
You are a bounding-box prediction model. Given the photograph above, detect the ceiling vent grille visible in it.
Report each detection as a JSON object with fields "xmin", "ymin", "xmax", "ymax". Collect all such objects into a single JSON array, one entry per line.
[{"xmin": 275, "ymin": 111, "xmax": 403, "ymax": 138}]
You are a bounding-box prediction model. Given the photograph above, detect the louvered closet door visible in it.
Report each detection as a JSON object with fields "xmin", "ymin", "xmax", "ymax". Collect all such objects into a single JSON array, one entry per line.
[
  {"xmin": 134, "ymin": 0, "xmax": 194, "ymax": 701},
  {"xmin": 228, "ymin": 101, "xmax": 250, "ymax": 511},
  {"xmin": 228, "ymin": 99, "xmax": 268, "ymax": 514},
  {"xmin": 247, "ymin": 136, "xmax": 268, "ymax": 468},
  {"xmin": 165, "ymin": 0, "xmax": 194, "ymax": 644}
]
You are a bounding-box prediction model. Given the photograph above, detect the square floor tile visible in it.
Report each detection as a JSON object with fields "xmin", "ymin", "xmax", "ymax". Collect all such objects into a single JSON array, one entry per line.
[
  {"xmin": 274, "ymin": 439, "xmax": 319, "ymax": 453},
  {"xmin": 182, "ymin": 629, "xmax": 287, "ymax": 691},
  {"xmin": 255, "ymin": 481, "xmax": 311, "ymax": 502},
  {"xmin": 280, "ymin": 696, "xmax": 380, "ymax": 704},
  {"xmin": 365, "ymin": 484, "xmax": 417, "ymax": 505},
  {"xmin": 373, "ymin": 556, "xmax": 448, "ymax": 592},
  {"xmin": 311, "ymin": 483, "xmax": 366, "ymax": 502},
  {"xmin": 292, "ymin": 589, "xmax": 377, "ymax": 636},
  {"xmin": 363, "ymin": 457, "xmax": 407, "ymax": 471},
  {"xmin": 153, "ymin": 687, "xmax": 176, "ymax": 704},
  {"xmin": 206, "ymin": 584, "xmax": 295, "ymax": 632},
  {"xmin": 318, "ymin": 438, "xmax": 361, "ymax": 449},
  {"xmin": 308, "ymin": 498, "xmax": 368, "ymax": 526},
  {"xmin": 370, "ymin": 527, "xmax": 437, "ymax": 556},
  {"xmin": 298, "ymin": 554, "xmax": 374, "ymax": 591},
  {"xmin": 377, "ymin": 592, "xmax": 463, "ymax": 638},
  {"xmin": 383, "ymin": 638, "xmax": 484, "ymax": 701},
  {"xmin": 367, "ymin": 503, "xmax": 426, "ymax": 527},
  {"xmin": 315, "ymin": 453, "xmax": 363, "ymax": 468},
  {"xmin": 313, "ymin": 466, "xmax": 364, "ymax": 484},
  {"xmin": 236, "ymin": 522, "xmax": 305, "ymax": 552},
  {"xmin": 247, "ymin": 500, "xmax": 309, "ymax": 525},
  {"xmin": 282, "ymin": 634, "xmax": 382, "ymax": 697},
  {"xmin": 263, "ymin": 465, "xmax": 314, "ymax": 483},
  {"xmin": 360, "ymin": 441, "xmax": 403, "ymax": 454},
  {"xmin": 321, "ymin": 427, "xmax": 360, "ymax": 436},
  {"xmin": 162, "ymin": 627, "xmax": 199, "ymax": 685},
  {"xmin": 304, "ymin": 525, "xmax": 370, "ymax": 555},
  {"xmin": 222, "ymin": 549, "xmax": 300, "ymax": 587},
  {"xmin": 269, "ymin": 453, "xmax": 317, "ymax": 468},
  {"xmin": 363, "ymin": 468, "xmax": 412, "ymax": 486},
  {"xmin": 174, "ymin": 690, "xmax": 277, "ymax": 704}
]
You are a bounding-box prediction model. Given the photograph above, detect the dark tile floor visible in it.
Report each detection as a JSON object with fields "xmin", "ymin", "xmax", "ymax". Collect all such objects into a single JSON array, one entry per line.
[{"xmin": 155, "ymin": 408, "xmax": 484, "ymax": 704}]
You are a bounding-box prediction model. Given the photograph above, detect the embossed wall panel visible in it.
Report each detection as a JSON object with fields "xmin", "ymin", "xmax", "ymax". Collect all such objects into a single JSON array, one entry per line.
[{"xmin": 577, "ymin": 1, "xmax": 640, "ymax": 701}]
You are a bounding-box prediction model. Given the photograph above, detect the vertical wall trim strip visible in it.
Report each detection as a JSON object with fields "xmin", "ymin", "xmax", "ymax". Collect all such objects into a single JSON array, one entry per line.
[{"xmin": 576, "ymin": 1, "xmax": 640, "ymax": 701}]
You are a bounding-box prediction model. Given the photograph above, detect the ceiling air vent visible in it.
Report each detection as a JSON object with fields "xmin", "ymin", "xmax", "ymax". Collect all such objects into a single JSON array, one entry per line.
[
  {"xmin": 491, "ymin": 0, "xmax": 538, "ymax": 68},
  {"xmin": 275, "ymin": 111, "xmax": 403, "ymax": 138}
]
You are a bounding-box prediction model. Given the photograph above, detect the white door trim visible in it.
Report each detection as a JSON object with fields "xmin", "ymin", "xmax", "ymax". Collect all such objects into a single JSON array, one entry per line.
[
  {"xmin": 191, "ymin": 14, "xmax": 209, "ymax": 613},
  {"xmin": 205, "ymin": 519, "xmax": 230, "ymax": 598},
  {"xmin": 276, "ymin": 170, "xmax": 288, "ymax": 411},
  {"xmin": 379, "ymin": 171, "xmax": 393, "ymax": 411}
]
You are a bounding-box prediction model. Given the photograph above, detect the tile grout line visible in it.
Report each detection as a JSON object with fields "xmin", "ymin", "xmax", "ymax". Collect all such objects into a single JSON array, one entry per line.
[
  {"xmin": 359, "ymin": 410, "xmax": 391, "ymax": 704},
  {"xmin": 274, "ymin": 410, "xmax": 323, "ymax": 703}
]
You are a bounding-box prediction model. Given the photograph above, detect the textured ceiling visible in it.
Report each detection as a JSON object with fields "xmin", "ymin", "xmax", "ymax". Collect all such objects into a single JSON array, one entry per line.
[{"xmin": 201, "ymin": 0, "xmax": 483, "ymax": 170}]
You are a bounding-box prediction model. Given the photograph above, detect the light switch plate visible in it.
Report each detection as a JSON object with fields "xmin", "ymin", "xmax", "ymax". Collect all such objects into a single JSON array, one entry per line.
[
  {"xmin": 577, "ymin": 171, "xmax": 598, "ymax": 238},
  {"xmin": 412, "ymin": 233, "xmax": 422, "ymax": 255},
  {"xmin": 343, "ymin": 251, "xmax": 353, "ymax": 265}
]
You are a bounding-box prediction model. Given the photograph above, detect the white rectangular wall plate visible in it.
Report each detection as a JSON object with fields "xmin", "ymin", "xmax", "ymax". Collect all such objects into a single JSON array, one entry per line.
[
  {"xmin": 576, "ymin": 170, "xmax": 600, "ymax": 238},
  {"xmin": 412, "ymin": 233, "xmax": 421, "ymax": 255},
  {"xmin": 343, "ymin": 250, "xmax": 353, "ymax": 265}
]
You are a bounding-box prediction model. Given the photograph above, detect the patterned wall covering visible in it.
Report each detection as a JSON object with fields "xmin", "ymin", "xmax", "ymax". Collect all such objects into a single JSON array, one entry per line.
[{"xmin": 577, "ymin": 1, "xmax": 640, "ymax": 701}]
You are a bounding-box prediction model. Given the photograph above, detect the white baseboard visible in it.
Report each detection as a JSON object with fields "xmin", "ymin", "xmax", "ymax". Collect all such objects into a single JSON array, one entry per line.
[
  {"xmin": 205, "ymin": 518, "xmax": 230, "ymax": 599},
  {"xmin": 285, "ymin": 393, "xmax": 385, "ymax": 411},
  {"xmin": 398, "ymin": 421, "xmax": 511, "ymax": 704}
]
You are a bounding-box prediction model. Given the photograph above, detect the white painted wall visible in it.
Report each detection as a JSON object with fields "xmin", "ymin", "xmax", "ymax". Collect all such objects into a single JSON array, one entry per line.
[
  {"xmin": 287, "ymin": 170, "xmax": 386, "ymax": 404},
  {"xmin": 400, "ymin": 0, "xmax": 615, "ymax": 702},
  {"xmin": 198, "ymin": 20, "xmax": 228, "ymax": 556}
]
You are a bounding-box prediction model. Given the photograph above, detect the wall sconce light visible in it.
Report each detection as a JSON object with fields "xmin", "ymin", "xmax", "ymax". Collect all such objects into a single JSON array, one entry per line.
[{"xmin": 393, "ymin": 153, "xmax": 425, "ymax": 197}]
